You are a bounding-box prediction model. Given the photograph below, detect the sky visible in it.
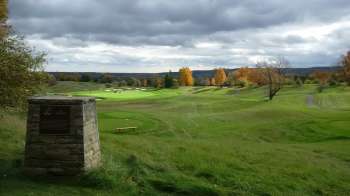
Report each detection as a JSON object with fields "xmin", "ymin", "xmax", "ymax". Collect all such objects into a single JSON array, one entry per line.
[{"xmin": 8, "ymin": 0, "xmax": 350, "ymax": 73}]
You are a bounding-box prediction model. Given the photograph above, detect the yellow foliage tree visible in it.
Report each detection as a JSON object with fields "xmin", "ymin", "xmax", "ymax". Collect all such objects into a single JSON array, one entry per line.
[
  {"xmin": 233, "ymin": 67, "xmax": 251, "ymax": 86},
  {"xmin": 178, "ymin": 67, "xmax": 193, "ymax": 86},
  {"xmin": 0, "ymin": 0, "xmax": 8, "ymax": 38},
  {"xmin": 210, "ymin": 78, "xmax": 216, "ymax": 86},
  {"xmin": 214, "ymin": 68, "xmax": 227, "ymax": 86}
]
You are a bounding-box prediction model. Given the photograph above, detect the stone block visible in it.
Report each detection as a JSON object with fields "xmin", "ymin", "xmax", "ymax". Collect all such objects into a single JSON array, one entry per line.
[{"xmin": 24, "ymin": 96, "xmax": 101, "ymax": 176}]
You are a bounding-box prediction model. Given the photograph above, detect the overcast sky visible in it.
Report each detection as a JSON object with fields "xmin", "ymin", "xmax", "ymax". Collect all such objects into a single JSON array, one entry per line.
[{"xmin": 9, "ymin": 0, "xmax": 350, "ymax": 72}]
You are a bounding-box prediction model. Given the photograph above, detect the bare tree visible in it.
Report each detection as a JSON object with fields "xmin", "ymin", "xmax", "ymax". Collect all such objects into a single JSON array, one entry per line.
[{"xmin": 257, "ymin": 56, "xmax": 289, "ymax": 100}]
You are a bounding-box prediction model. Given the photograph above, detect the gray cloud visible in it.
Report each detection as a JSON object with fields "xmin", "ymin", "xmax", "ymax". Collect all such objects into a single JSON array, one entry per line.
[
  {"xmin": 8, "ymin": 0, "xmax": 350, "ymax": 72},
  {"xmin": 10, "ymin": 0, "xmax": 350, "ymax": 44}
]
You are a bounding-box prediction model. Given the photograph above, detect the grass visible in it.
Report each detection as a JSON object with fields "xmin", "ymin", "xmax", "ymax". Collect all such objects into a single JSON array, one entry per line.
[{"xmin": 1, "ymin": 83, "xmax": 350, "ymax": 195}]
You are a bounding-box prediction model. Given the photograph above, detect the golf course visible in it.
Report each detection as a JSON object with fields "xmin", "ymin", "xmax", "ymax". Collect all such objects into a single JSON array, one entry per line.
[{"xmin": 1, "ymin": 82, "xmax": 350, "ymax": 195}]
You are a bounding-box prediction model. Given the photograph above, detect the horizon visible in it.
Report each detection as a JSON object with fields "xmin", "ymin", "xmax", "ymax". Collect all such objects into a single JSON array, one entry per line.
[
  {"xmin": 46, "ymin": 65, "xmax": 338, "ymax": 74},
  {"xmin": 9, "ymin": 0, "xmax": 350, "ymax": 72}
]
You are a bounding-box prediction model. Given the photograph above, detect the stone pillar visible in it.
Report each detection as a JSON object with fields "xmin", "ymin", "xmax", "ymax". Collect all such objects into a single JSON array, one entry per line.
[{"xmin": 24, "ymin": 96, "xmax": 101, "ymax": 176}]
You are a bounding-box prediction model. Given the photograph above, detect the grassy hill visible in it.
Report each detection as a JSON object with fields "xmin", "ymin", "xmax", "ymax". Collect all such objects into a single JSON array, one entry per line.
[{"xmin": 1, "ymin": 83, "xmax": 350, "ymax": 195}]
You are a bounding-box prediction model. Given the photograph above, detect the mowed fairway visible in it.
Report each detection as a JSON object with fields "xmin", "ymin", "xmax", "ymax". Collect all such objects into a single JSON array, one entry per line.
[{"xmin": 1, "ymin": 84, "xmax": 350, "ymax": 195}]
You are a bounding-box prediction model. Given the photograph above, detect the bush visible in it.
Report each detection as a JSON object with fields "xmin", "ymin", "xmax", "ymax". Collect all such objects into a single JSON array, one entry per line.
[
  {"xmin": 295, "ymin": 77, "xmax": 304, "ymax": 87},
  {"xmin": 329, "ymin": 78, "xmax": 339, "ymax": 86},
  {"xmin": 304, "ymin": 79, "xmax": 317, "ymax": 84},
  {"xmin": 234, "ymin": 80, "xmax": 247, "ymax": 88}
]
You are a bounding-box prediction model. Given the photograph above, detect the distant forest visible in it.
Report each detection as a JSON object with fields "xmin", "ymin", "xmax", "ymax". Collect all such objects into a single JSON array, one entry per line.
[{"xmin": 50, "ymin": 66, "xmax": 339, "ymax": 81}]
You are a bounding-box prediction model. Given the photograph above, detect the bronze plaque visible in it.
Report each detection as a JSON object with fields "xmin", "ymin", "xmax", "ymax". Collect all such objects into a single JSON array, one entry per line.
[{"xmin": 40, "ymin": 105, "xmax": 71, "ymax": 134}]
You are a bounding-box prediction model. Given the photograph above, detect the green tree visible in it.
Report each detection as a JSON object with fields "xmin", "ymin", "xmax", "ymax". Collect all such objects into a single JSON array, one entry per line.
[
  {"xmin": 0, "ymin": 35, "xmax": 47, "ymax": 109},
  {"xmin": 164, "ymin": 73, "xmax": 174, "ymax": 88},
  {"xmin": 99, "ymin": 73, "xmax": 113, "ymax": 83},
  {"xmin": 312, "ymin": 70, "xmax": 331, "ymax": 93},
  {"xmin": 0, "ymin": 0, "xmax": 7, "ymax": 38},
  {"xmin": 80, "ymin": 74, "xmax": 91, "ymax": 82},
  {"xmin": 341, "ymin": 51, "xmax": 350, "ymax": 85}
]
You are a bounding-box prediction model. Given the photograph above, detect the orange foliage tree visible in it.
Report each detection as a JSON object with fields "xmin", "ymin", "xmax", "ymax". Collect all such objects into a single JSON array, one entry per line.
[
  {"xmin": 178, "ymin": 67, "xmax": 193, "ymax": 86},
  {"xmin": 214, "ymin": 68, "xmax": 227, "ymax": 86},
  {"xmin": 233, "ymin": 67, "xmax": 250, "ymax": 86},
  {"xmin": 233, "ymin": 67, "xmax": 266, "ymax": 87},
  {"xmin": 247, "ymin": 68, "xmax": 266, "ymax": 86}
]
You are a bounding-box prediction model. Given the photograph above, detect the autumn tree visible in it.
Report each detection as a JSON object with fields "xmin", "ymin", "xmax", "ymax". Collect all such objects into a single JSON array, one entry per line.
[
  {"xmin": 233, "ymin": 67, "xmax": 251, "ymax": 87},
  {"xmin": 0, "ymin": 0, "xmax": 7, "ymax": 38},
  {"xmin": 142, "ymin": 79, "xmax": 148, "ymax": 87},
  {"xmin": 214, "ymin": 68, "xmax": 227, "ymax": 87},
  {"xmin": 341, "ymin": 51, "xmax": 350, "ymax": 85},
  {"xmin": 312, "ymin": 71, "xmax": 331, "ymax": 92},
  {"xmin": 257, "ymin": 56, "xmax": 289, "ymax": 100},
  {"xmin": 178, "ymin": 67, "xmax": 193, "ymax": 86},
  {"xmin": 247, "ymin": 68, "xmax": 266, "ymax": 86},
  {"xmin": 210, "ymin": 77, "xmax": 216, "ymax": 86}
]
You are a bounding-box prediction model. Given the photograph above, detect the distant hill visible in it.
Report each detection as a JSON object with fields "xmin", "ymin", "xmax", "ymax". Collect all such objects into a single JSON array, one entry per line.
[{"xmin": 49, "ymin": 66, "xmax": 340, "ymax": 80}]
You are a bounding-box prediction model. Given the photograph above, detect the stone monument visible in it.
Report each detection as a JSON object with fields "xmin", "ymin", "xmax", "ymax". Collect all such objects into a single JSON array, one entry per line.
[{"xmin": 24, "ymin": 96, "xmax": 101, "ymax": 175}]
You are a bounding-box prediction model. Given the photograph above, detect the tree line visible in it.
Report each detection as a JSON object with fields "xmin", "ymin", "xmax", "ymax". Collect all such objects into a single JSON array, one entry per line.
[{"xmin": 47, "ymin": 53, "xmax": 350, "ymax": 101}]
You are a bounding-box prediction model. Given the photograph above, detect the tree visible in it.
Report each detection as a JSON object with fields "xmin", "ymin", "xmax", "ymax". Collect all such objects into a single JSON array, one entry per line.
[
  {"xmin": 47, "ymin": 74, "xmax": 57, "ymax": 86},
  {"xmin": 164, "ymin": 73, "xmax": 174, "ymax": 88},
  {"xmin": 80, "ymin": 74, "xmax": 91, "ymax": 82},
  {"xmin": 178, "ymin": 67, "xmax": 193, "ymax": 86},
  {"xmin": 204, "ymin": 78, "xmax": 211, "ymax": 86},
  {"xmin": 119, "ymin": 80, "xmax": 127, "ymax": 87},
  {"xmin": 0, "ymin": 35, "xmax": 48, "ymax": 109},
  {"xmin": 312, "ymin": 71, "xmax": 331, "ymax": 92},
  {"xmin": 233, "ymin": 67, "xmax": 251, "ymax": 87},
  {"xmin": 0, "ymin": 0, "xmax": 7, "ymax": 38},
  {"xmin": 142, "ymin": 79, "xmax": 148, "ymax": 87},
  {"xmin": 226, "ymin": 72, "xmax": 235, "ymax": 86},
  {"xmin": 197, "ymin": 77, "xmax": 210, "ymax": 86},
  {"xmin": 172, "ymin": 79, "xmax": 179, "ymax": 88},
  {"xmin": 293, "ymin": 76, "xmax": 304, "ymax": 87},
  {"xmin": 99, "ymin": 73, "xmax": 113, "ymax": 83},
  {"xmin": 128, "ymin": 77, "xmax": 141, "ymax": 87},
  {"xmin": 257, "ymin": 56, "xmax": 289, "ymax": 100},
  {"xmin": 210, "ymin": 77, "xmax": 216, "ymax": 86},
  {"xmin": 154, "ymin": 78, "xmax": 163, "ymax": 88},
  {"xmin": 341, "ymin": 51, "xmax": 350, "ymax": 85},
  {"xmin": 214, "ymin": 68, "xmax": 227, "ymax": 87},
  {"xmin": 247, "ymin": 68, "xmax": 266, "ymax": 86}
]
